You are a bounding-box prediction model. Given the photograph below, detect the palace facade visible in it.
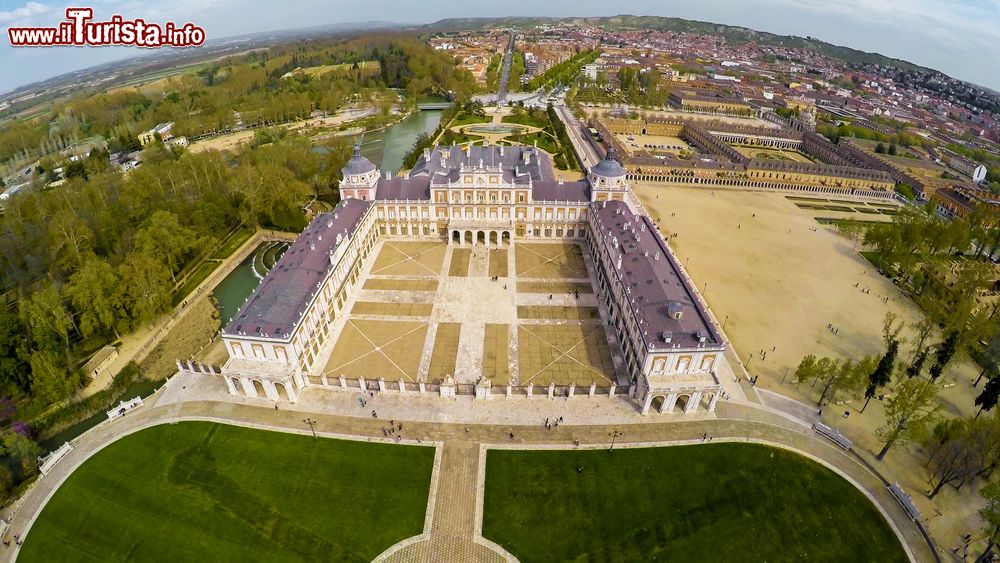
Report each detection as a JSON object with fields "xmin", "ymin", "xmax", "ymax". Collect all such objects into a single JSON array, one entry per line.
[{"xmin": 218, "ymin": 143, "xmax": 725, "ymax": 415}]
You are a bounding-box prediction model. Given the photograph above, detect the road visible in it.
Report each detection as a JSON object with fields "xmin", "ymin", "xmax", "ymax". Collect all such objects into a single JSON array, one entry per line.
[
  {"xmin": 496, "ymin": 32, "xmax": 516, "ymax": 105},
  {"xmin": 552, "ymin": 103, "xmax": 602, "ymax": 169}
]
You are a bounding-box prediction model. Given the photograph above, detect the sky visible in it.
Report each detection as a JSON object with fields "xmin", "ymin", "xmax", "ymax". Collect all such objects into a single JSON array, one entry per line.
[{"xmin": 0, "ymin": 0, "xmax": 998, "ymax": 93}]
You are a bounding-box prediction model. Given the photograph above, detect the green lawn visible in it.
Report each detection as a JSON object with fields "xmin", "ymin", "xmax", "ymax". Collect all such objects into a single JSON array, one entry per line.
[
  {"xmin": 171, "ymin": 261, "xmax": 220, "ymax": 306},
  {"xmin": 483, "ymin": 443, "xmax": 906, "ymax": 563},
  {"xmin": 502, "ymin": 111, "xmax": 550, "ymax": 130},
  {"xmin": 21, "ymin": 422, "xmax": 434, "ymax": 563},
  {"xmin": 211, "ymin": 227, "xmax": 255, "ymax": 260}
]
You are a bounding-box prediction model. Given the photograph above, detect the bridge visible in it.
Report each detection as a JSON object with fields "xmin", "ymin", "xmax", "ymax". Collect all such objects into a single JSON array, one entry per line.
[{"xmin": 417, "ymin": 102, "xmax": 453, "ymax": 110}]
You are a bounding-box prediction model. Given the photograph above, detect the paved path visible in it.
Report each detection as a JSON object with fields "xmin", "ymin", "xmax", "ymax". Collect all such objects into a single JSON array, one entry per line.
[{"xmin": 2, "ymin": 388, "xmax": 935, "ymax": 563}]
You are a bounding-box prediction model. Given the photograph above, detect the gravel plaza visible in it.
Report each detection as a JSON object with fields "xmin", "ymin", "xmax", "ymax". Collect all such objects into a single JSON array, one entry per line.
[{"xmin": 319, "ymin": 240, "xmax": 623, "ymax": 388}]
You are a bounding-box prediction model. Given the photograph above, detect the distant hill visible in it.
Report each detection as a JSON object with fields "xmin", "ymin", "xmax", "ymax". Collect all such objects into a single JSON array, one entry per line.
[{"xmin": 423, "ymin": 15, "xmax": 934, "ymax": 74}]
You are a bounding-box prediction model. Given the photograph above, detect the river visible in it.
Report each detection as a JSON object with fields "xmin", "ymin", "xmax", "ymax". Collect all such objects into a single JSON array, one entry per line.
[{"xmin": 354, "ymin": 109, "xmax": 443, "ymax": 174}]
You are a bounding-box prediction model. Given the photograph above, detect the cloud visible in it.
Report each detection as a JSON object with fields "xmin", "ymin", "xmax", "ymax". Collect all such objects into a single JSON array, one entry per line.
[{"xmin": 0, "ymin": 1, "xmax": 49, "ymax": 23}]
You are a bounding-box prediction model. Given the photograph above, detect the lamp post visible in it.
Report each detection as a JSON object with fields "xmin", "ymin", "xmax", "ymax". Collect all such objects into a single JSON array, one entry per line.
[
  {"xmin": 722, "ymin": 315, "xmax": 729, "ymax": 331},
  {"xmin": 303, "ymin": 417, "xmax": 317, "ymax": 439},
  {"xmin": 608, "ymin": 429, "xmax": 624, "ymax": 452}
]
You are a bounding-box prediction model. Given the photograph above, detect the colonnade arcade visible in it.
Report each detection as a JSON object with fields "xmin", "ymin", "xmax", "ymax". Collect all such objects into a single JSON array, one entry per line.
[
  {"xmin": 224, "ymin": 375, "xmax": 298, "ymax": 402},
  {"xmin": 449, "ymin": 228, "xmax": 513, "ymax": 246},
  {"xmin": 641, "ymin": 387, "xmax": 721, "ymax": 415}
]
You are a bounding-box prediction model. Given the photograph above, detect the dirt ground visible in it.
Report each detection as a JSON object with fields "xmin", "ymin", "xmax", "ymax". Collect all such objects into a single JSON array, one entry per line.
[
  {"xmin": 188, "ymin": 108, "xmax": 376, "ymax": 154},
  {"xmin": 141, "ymin": 298, "xmax": 221, "ymax": 380},
  {"xmin": 634, "ymin": 183, "xmax": 988, "ymax": 552}
]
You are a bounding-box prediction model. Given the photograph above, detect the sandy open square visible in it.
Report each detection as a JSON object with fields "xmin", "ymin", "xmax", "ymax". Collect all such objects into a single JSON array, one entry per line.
[
  {"xmin": 733, "ymin": 145, "xmax": 815, "ymax": 163},
  {"xmin": 633, "ymin": 184, "xmax": 980, "ymax": 400}
]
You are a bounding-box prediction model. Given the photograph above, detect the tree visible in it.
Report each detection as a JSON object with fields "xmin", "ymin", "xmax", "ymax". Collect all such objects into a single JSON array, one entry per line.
[
  {"xmin": 882, "ymin": 312, "xmax": 904, "ymax": 350},
  {"xmin": 794, "ymin": 354, "xmax": 818, "ymax": 385},
  {"xmin": 924, "ymin": 416, "xmax": 1000, "ymax": 498},
  {"xmin": 978, "ymin": 377, "xmax": 1000, "ymax": 418},
  {"xmin": 134, "ymin": 210, "xmax": 197, "ymax": 282},
  {"xmin": 875, "ymin": 143, "xmax": 886, "ymax": 154},
  {"xmin": 907, "ymin": 347, "xmax": 929, "ymax": 378},
  {"xmin": 19, "ymin": 284, "xmax": 73, "ymax": 354},
  {"xmin": 0, "ymin": 310, "xmax": 31, "ymax": 392},
  {"xmin": 0, "ymin": 465, "xmax": 12, "ymax": 495},
  {"xmin": 976, "ymin": 333, "xmax": 1000, "ymax": 386},
  {"xmin": 66, "ymin": 256, "xmax": 124, "ymax": 339},
  {"xmin": 908, "ymin": 318, "xmax": 934, "ymax": 365},
  {"xmin": 863, "ymin": 340, "xmax": 898, "ymax": 412},
  {"xmin": 119, "ymin": 252, "xmax": 172, "ymax": 324},
  {"xmin": 930, "ymin": 331, "xmax": 960, "ymax": 380},
  {"xmin": 28, "ymin": 348, "xmax": 77, "ymax": 403},
  {"xmin": 875, "ymin": 378, "xmax": 939, "ymax": 460},
  {"xmin": 2, "ymin": 432, "xmax": 40, "ymax": 477},
  {"xmin": 978, "ymin": 479, "xmax": 1000, "ymax": 562},
  {"xmin": 888, "ymin": 143, "xmax": 898, "ymax": 156}
]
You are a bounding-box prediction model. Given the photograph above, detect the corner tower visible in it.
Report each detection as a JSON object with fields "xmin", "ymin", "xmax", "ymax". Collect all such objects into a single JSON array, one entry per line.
[
  {"xmin": 338, "ymin": 144, "xmax": 380, "ymax": 201},
  {"xmin": 589, "ymin": 148, "xmax": 629, "ymax": 202}
]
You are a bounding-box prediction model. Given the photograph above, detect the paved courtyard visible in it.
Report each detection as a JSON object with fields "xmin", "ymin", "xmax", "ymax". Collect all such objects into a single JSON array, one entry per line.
[{"xmin": 319, "ymin": 240, "xmax": 623, "ymax": 387}]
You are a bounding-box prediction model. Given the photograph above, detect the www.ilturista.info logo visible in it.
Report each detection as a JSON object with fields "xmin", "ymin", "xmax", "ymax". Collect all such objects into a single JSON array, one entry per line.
[{"xmin": 7, "ymin": 7, "xmax": 206, "ymax": 47}]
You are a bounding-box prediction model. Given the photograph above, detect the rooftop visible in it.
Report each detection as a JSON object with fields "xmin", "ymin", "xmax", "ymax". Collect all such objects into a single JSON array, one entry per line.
[
  {"xmin": 223, "ymin": 199, "xmax": 371, "ymax": 340},
  {"xmin": 590, "ymin": 199, "xmax": 724, "ymax": 352}
]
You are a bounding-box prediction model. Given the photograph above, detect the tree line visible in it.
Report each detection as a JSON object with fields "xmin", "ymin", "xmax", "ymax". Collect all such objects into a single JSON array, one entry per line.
[{"xmin": 0, "ymin": 34, "xmax": 474, "ymax": 177}]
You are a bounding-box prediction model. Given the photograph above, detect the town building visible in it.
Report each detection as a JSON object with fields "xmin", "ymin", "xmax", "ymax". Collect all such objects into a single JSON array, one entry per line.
[
  {"xmin": 137, "ymin": 122, "xmax": 174, "ymax": 146},
  {"xmin": 218, "ymin": 143, "xmax": 724, "ymax": 414}
]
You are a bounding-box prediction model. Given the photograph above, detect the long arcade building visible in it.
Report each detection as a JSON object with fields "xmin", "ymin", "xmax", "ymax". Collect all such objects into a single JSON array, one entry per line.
[{"xmin": 219, "ymin": 144, "xmax": 725, "ymax": 415}]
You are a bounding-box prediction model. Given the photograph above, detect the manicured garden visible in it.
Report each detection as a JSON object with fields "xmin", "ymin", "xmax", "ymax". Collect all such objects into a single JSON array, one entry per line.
[
  {"xmin": 483, "ymin": 443, "xmax": 906, "ymax": 562},
  {"xmin": 21, "ymin": 422, "xmax": 434, "ymax": 562}
]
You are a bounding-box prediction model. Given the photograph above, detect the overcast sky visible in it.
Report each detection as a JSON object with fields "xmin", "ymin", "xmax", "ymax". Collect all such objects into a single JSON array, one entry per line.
[{"xmin": 1, "ymin": 0, "xmax": 998, "ymax": 93}]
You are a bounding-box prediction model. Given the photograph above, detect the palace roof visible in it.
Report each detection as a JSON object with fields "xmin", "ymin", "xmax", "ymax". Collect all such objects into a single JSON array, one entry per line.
[
  {"xmin": 590, "ymin": 200, "xmax": 724, "ymax": 352},
  {"xmin": 410, "ymin": 145, "xmax": 554, "ymax": 185},
  {"xmin": 591, "ymin": 148, "xmax": 627, "ymax": 178},
  {"xmin": 223, "ymin": 199, "xmax": 371, "ymax": 340},
  {"xmin": 343, "ymin": 144, "xmax": 377, "ymax": 175},
  {"xmin": 375, "ymin": 176, "xmax": 431, "ymax": 200},
  {"xmin": 531, "ymin": 180, "xmax": 590, "ymax": 202}
]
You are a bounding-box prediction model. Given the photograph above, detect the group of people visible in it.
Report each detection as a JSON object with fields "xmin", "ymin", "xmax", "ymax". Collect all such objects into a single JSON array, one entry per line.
[
  {"xmin": 381, "ymin": 420, "xmax": 403, "ymax": 442},
  {"xmin": 544, "ymin": 416, "xmax": 564, "ymax": 430}
]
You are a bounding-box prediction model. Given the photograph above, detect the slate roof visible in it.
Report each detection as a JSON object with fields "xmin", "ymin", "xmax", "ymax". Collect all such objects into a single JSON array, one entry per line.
[
  {"xmin": 591, "ymin": 148, "xmax": 627, "ymax": 178},
  {"xmin": 531, "ymin": 180, "xmax": 590, "ymax": 202},
  {"xmin": 590, "ymin": 200, "xmax": 724, "ymax": 352},
  {"xmin": 223, "ymin": 199, "xmax": 371, "ymax": 340},
  {"xmin": 375, "ymin": 176, "xmax": 431, "ymax": 200},
  {"xmin": 410, "ymin": 145, "xmax": 555, "ymax": 184},
  {"xmin": 343, "ymin": 144, "xmax": 377, "ymax": 175}
]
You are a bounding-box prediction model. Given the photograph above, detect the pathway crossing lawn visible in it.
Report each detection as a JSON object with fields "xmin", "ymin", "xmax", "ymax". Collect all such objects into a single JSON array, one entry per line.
[
  {"xmin": 483, "ymin": 443, "xmax": 906, "ymax": 563},
  {"xmin": 20, "ymin": 422, "xmax": 434, "ymax": 563}
]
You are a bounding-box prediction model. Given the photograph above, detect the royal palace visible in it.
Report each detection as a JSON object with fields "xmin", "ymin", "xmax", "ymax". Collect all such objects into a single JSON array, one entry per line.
[{"xmin": 217, "ymin": 143, "xmax": 727, "ymax": 415}]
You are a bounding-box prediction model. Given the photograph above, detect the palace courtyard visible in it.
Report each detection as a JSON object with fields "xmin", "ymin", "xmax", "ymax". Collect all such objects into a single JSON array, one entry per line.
[{"xmin": 321, "ymin": 240, "xmax": 622, "ymax": 388}]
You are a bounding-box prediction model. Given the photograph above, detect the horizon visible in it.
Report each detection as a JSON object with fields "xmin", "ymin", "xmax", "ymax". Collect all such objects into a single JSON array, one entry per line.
[{"xmin": 0, "ymin": 1, "xmax": 998, "ymax": 94}]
